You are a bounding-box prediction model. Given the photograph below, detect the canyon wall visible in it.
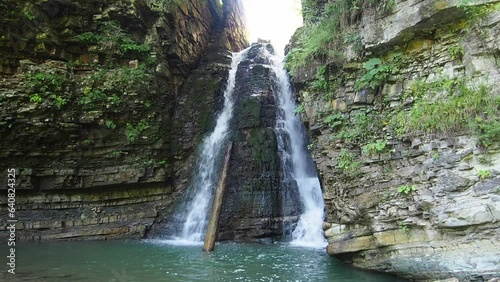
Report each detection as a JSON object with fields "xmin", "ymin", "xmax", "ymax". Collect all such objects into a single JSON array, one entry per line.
[
  {"xmin": 287, "ymin": 0, "xmax": 500, "ymax": 280},
  {"xmin": 0, "ymin": 0, "xmax": 247, "ymax": 241}
]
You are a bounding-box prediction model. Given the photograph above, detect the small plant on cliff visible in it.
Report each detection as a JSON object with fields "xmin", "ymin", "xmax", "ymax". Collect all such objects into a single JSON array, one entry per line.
[
  {"xmin": 336, "ymin": 149, "xmax": 361, "ymax": 177},
  {"xmin": 23, "ymin": 9, "xmax": 35, "ymax": 21},
  {"xmin": 477, "ymin": 170, "xmax": 491, "ymax": 180},
  {"xmin": 448, "ymin": 45, "xmax": 465, "ymax": 60},
  {"xmin": 126, "ymin": 120, "xmax": 149, "ymax": 143},
  {"xmin": 76, "ymin": 21, "xmax": 151, "ymax": 60},
  {"xmin": 29, "ymin": 94, "xmax": 43, "ymax": 103},
  {"xmin": 398, "ymin": 222, "xmax": 410, "ymax": 237},
  {"xmin": 333, "ymin": 112, "xmax": 372, "ymax": 143},
  {"xmin": 294, "ymin": 104, "xmax": 305, "ymax": 115},
  {"xmin": 398, "ymin": 185, "xmax": 417, "ymax": 196},
  {"xmin": 355, "ymin": 58, "xmax": 392, "ymax": 90},
  {"xmin": 362, "ymin": 140, "xmax": 387, "ymax": 155},
  {"xmin": 105, "ymin": 120, "xmax": 117, "ymax": 129},
  {"xmin": 76, "ymin": 32, "xmax": 103, "ymax": 45},
  {"xmin": 26, "ymin": 72, "xmax": 71, "ymax": 109},
  {"xmin": 323, "ymin": 112, "xmax": 345, "ymax": 129}
]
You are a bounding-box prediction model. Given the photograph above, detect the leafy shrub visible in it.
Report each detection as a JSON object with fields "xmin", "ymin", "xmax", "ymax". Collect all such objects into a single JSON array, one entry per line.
[
  {"xmin": 105, "ymin": 120, "xmax": 117, "ymax": 129},
  {"xmin": 336, "ymin": 149, "xmax": 361, "ymax": 176},
  {"xmin": 29, "ymin": 94, "xmax": 43, "ymax": 103},
  {"xmin": 399, "ymin": 222, "xmax": 410, "ymax": 236},
  {"xmin": 75, "ymin": 21, "xmax": 150, "ymax": 60},
  {"xmin": 26, "ymin": 71, "xmax": 71, "ymax": 109},
  {"xmin": 477, "ymin": 170, "xmax": 491, "ymax": 180},
  {"xmin": 323, "ymin": 112, "xmax": 345, "ymax": 129},
  {"xmin": 355, "ymin": 58, "xmax": 392, "ymax": 90},
  {"xmin": 448, "ymin": 45, "xmax": 465, "ymax": 60},
  {"xmin": 333, "ymin": 112, "xmax": 371, "ymax": 142},
  {"xmin": 126, "ymin": 120, "xmax": 149, "ymax": 143},
  {"xmin": 76, "ymin": 32, "xmax": 103, "ymax": 45},
  {"xmin": 398, "ymin": 185, "xmax": 416, "ymax": 195},
  {"xmin": 362, "ymin": 140, "xmax": 387, "ymax": 155}
]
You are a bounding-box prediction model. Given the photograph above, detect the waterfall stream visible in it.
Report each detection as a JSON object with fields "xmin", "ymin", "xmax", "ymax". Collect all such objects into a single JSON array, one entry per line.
[
  {"xmin": 266, "ymin": 50, "xmax": 328, "ymax": 248},
  {"xmin": 172, "ymin": 49, "xmax": 248, "ymax": 244},
  {"xmin": 168, "ymin": 45, "xmax": 326, "ymax": 248}
]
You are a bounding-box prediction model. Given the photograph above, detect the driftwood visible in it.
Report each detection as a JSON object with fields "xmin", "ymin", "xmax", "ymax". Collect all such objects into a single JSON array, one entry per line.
[{"xmin": 203, "ymin": 142, "xmax": 232, "ymax": 252}]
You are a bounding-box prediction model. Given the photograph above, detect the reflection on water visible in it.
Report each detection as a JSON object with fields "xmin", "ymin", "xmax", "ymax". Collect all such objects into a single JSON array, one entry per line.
[{"xmin": 2, "ymin": 240, "xmax": 407, "ymax": 281}]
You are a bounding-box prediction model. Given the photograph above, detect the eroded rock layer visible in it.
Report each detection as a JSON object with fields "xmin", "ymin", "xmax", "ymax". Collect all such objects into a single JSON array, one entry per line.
[
  {"xmin": 0, "ymin": 0, "xmax": 247, "ymax": 240},
  {"xmin": 288, "ymin": 0, "xmax": 500, "ymax": 280}
]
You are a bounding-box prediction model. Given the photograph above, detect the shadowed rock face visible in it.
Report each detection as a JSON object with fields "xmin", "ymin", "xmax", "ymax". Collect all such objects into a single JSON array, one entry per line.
[
  {"xmin": 0, "ymin": 0, "xmax": 247, "ymax": 241},
  {"xmin": 217, "ymin": 43, "xmax": 292, "ymax": 242}
]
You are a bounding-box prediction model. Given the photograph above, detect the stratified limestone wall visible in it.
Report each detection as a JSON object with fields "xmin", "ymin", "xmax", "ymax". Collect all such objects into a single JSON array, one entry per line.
[
  {"xmin": 218, "ymin": 43, "xmax": 283, "ymax": 241},
  {"xmin": 0, "ymin": 0, "xmax": 248, "ymax": 241},
  {"xmin": 289, "ymin": 0, "xmax": 500, "ymax": 280}
]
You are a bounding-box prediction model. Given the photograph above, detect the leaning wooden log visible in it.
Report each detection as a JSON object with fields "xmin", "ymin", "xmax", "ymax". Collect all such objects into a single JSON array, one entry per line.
[{"xmin": 203, "ymin": 142, "xmax": 232, "ymax": 252}]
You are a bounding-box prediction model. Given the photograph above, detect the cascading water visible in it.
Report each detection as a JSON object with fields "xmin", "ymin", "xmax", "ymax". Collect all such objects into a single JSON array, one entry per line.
[
  {"xmin": 170, "ymin": 49, "xmax": 248, "ymax": 244},
  {"xmin": 267, "ymin": 50, "xmax": 328, "ymax": 248}
]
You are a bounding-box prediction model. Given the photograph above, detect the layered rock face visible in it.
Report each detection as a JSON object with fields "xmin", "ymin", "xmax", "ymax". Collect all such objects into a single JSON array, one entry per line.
[
  {"xmin": 0, "ymin": 0, "xmax": 247, "ymax": 240},
  {"xmin": 288, "ymin": 0, "xmax": 500, "ymax": 280},
  {"xmin": 218, "ymin": 43, "xmax": 284, "ymax": 241}
]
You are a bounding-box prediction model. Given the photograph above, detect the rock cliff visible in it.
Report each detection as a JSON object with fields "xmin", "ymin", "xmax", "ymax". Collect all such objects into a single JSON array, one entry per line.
[
  {"xmin": 218, "ymin": 43, "xmax": 284, "ymax": 241},
  {"xmin": 287, "ymin": 0, "xmax": 500, "ymax": 280},
  {"xmin": 0, "ymin": 0, "xmax": 247, "ymax": 241}
]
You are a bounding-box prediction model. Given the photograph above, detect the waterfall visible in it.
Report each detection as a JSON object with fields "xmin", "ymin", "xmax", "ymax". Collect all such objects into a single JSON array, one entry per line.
[
  {"xmin": 267, "ymin": 50, "xmax": 328, "ymax": 248},
  {"xmin": 170, "ymin": 48, "xmax": 248, "ymax": 244}
]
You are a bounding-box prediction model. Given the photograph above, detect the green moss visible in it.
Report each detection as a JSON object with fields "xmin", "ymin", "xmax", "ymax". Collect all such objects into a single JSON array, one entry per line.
[
  {"xmin": 237, "ymin": 96, "xmax": 261, "ymax": 129},
  {"xmin": 247, "ymin": 128, "xmax": 278, "ymax": 170}
]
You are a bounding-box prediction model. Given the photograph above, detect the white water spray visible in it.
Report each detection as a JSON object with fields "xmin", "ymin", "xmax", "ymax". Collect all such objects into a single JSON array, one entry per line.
[
  {"xmin": 172, "ymin": 49, "xmax": 248, "ymax": 244},
  {"xmin": 267, "ymin": 50, "xmax": 327, "ymax": 248}
]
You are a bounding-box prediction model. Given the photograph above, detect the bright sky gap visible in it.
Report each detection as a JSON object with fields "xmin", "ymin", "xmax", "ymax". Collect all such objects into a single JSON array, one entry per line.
[{"xmin": 241, "ymin": 0, "xmax": 303, "ymax": 54}]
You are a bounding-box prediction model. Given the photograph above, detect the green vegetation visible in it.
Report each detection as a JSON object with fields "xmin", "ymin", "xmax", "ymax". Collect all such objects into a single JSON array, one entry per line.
[
  {"xmin": 126, "ymin": 120, "xmax": 149, "ymax": 143},
  {"xmin": 26, "ymin": 71, "xmax": 71, "ymax": 109},
  {"xmin": 76, "ymin": 32, "xmax": 103, "ymax": 45},
  {"xmin": 448, "ymin": 45, "xmax": 465, "ymax": 60},
  {"xmin": 477, "ymin": 170, "xmax": 491, "ymax": 180},
  {"xmin": 362, "ymin": 140, "xmax": 387, "ymax": 155},
  {"xmin": 355, "ymin": 58, "xmax": 391, "ymax": 90},
  {"xmin": 310, "ymin": 66, "xmax": 330, "ymax": 92},
  {"xmin": 390, "ymin": 77, "xmax": 499, "ymax": 147},
  {"xmin": 331, "ymin": 111, "xmax": 372, "ymax": 143},
  {"xmin": 76, "ymin": 21, "xmax": 151, "ymax": 60},
  {"xmin": 23, "ymin": 9, "xmax": 35, "ymax": 21},
  {"xmin": 336, "ymin": 149, "xmax": 361, "ymax": 177},
  {"xmin": 398, "ymin": 184, "xmax": 417, "ymax": 195},
  {"xmin": 79, "ymin": 67, "xmax": 153, "ymax": 108},
  {"xmin": 294, "ymin": 104, "xmax": 305, "ymax": 115},
  {"xmin": 398, "ymin": 222, "xmax": 410, "ymax": 236},
  {"xmin": 29, "ymin": 94, "xmax": 43, "ymax": 103},
  {"xmin": 286, "ymin": 0, "xmax": 395, "ymax": 73},
  {"xmin": 356, "ymin": 52, "xmax": 405, "ymax": 90},
  {"xmin": 323, "ymin": 112, "xmax": 345, "ymax": 129},
  {"xmin": 105, "ymin": 120, "xmax": 117, "ymax": 129},
  {"xmin": 111, "ymin": 150, "xmax": 123, "ymax": 157}
]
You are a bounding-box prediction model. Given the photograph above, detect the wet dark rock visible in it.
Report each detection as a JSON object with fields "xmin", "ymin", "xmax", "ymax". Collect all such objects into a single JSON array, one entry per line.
[
  {"xmin": 218, "ymin": 44, "xmax": 286, "ymax": 241},
  {"xmin": 0, "ymin": 0, "xmax": 248, "ymax": 241}
]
